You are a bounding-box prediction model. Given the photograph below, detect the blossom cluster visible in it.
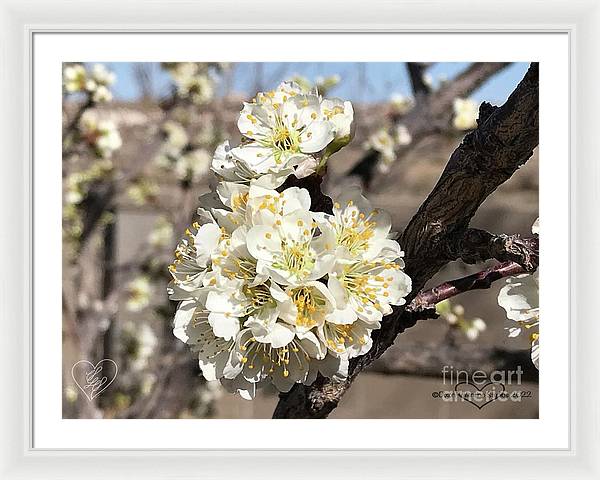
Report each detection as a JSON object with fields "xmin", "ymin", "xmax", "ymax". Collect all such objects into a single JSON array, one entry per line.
[
  {"xmin": 162, "ymin": 62, "xmax": 223, "ymax": 105},
  {"xmin": 436, "ymin": 300, "xmax": 487, "ymax": 341},
  {"xmin": 170, "ymin": 82, "xmax": 411, "ymax": 398},
  {"xmin": 364, "ymin": 124, "xmax": 412, "ymax": 173},
  {"xmin": 498, "ymin": 218, "xmax": 540, "ymax": 369},
  {"xmin": 154, "ymin": 120, "xmax": 212, "ymax": 183},
  {"xmin": 63, "ymin": 63, "xmax": 116, "ymax": 103},
  {"xmin": 79, "ymin": 114, "xmax": 123, "ymax": 159}
]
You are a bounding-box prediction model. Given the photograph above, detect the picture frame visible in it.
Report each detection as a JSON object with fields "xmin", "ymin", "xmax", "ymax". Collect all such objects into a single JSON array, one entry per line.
[{"xmin": 1, "ymin": 0, "xmax": 597, "ymax": 478}]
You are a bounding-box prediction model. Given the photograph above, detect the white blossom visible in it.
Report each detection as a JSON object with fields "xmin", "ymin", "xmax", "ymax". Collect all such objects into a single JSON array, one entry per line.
[
  {"xmin": 170, "ymin": 83, "xmax": 411, "ymax": 399},
  {"xmin": 90, "ymin": 63, "xmax": 116, "ymax": 87},
  {"xmin": 80, "ymin": 115, "xmax": 122, "ymax": 158},
  {"xmin": 148, "ymin": 216, "xmax": 174, "ymax": 248},
  {"xmin": 453, "ymin": 98, "xmax": 479, "ymax": 131},
  {"xmin": 174, "ymin": 148, "xmax": 211, "ymax": 183},
  {"xmin": 233, "ymin": 86, "xmax": 335, "ymax": 175},
  {"xmin": 63, "ymin": 64, "xmax": 89, "ymax": 93},
  {"xmin": 126, "ymin": 276, "xmax": 152, "ymax": 312},
  {"xmin": 389, "ymin": 93, "xmax": 414, "ymax": 115},
  {"xmin": 395, "ymin": 124, "xmax": 412, "ymax": 146},
  {"xmin": 63, "ymin": 63, "xmax": 115, "ymax": 103},
  {"xmin": 166, "ymin": 63, "xmax": 215, "ymax": 104},
  {"xmin": 214, "ymin": 82, "xmax": 354, "ymax": 185},
  {"xmin": 364, "ymin": 128, "xmax": 397, "ymax": 173},
  {"xmin": 498, "ymin": 218, "xmax": 540, "ymax": 368}
]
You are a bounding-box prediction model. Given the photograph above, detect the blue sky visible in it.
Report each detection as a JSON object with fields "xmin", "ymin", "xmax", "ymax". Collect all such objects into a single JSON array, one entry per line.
[{"xmin": 100, "ymin": 62, "xmax": 529, "ymax": 105}]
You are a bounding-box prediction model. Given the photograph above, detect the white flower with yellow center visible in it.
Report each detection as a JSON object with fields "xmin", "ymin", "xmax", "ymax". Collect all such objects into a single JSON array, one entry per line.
[
  {"xmin": 247, "ymin": 208, "xmax": 335, "ymax": 286},
  {"xmin": 196, "ymin": 182, "xmax": 249, "ymax": 235},
  {"xmin": 254, "ymin": 81, "xmax": 304, "ymax": 106},
  {"xmin": 203, "ymin": 227, "xmax": 281, "ymax": 342},
  {"xmin": 245, "ymin": 184, "xmax": 311, "ymax": 227},
  {"xmin": 234, "ymin": 327, "xmax": 324, "ymax": 393},
  {"xmin": 167, "ymin": 220, "xmax": 222, "ymax": 299},
  {"xmin": 328, "ymin": 259, "xmax": 412, "ymax": 325},
  {"xmin": 274, "ymin": 281, "xmax": 336, "ymax": 334},
  {"xmin": 497, "ymin": 218, "xmax": 540, "ymax": 369},
  {"xmin": 318, "ymin": 319, "xmax": 376, "ymax": 358},
  {"xmin": 453, "ymin": 97, "xmax": 479, "ymax": 131},
  {"xmin": 232, "ymin": 90, "xmax": 335, "ymax": 175},
  {"xmin": 316, "ymin": 188, "xmax": 399, "ymax": 262}
]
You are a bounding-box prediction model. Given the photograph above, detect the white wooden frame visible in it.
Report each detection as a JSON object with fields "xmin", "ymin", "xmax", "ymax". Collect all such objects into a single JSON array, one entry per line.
[{"xmin": 1, "ymin": 0, "xmax": 598, "ymax": 478}]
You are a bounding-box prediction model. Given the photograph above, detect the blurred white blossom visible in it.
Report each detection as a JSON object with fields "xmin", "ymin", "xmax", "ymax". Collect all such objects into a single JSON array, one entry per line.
[
  {"xmin": 128, "ymin": 322, "xmax": 158, "ymax": 371},
  {"xmin": 126, "ymin": 179, "xmax": 159, "ymax": 206},
  {"xmin": 436, "ymin": 300, "xmax": 487, "ymax": 342},
  {"xmin": 80, "ymin": 114, "xmax": 122, "ymax": 158},
  {"xmin": 175, "ymin": 149, "xmax": 211, "ymax": 183},
  {"xmin": 389, "ymin": 93, "xmax": 414, "ymax": 115},
  {"xmin": 395, "ymin": 124, "xmax": 412, "ymax": 146},
  {"xmin": 148, "ymin": 216, "xmax": 174, "ymax": 249},
  {"xmin": 63, "ymin": 63, "xmax": 116, "ymax": 103},
  {"xmin": 166, "ymin": 63, "xmax": 215, "ymax": 104},
  {"xmin": 125, "ymin": 276, "xmax": 152, "ymax": 312},
  {"xmin": 453, "ymin": 97, "xmax": 479, "ymax": 131},
  {"xmin": 364, "ymin": 128, "xmax": 396, "ymax": 173},
  {"xmin": 63, "ymin": 64, "xmax": 90, "ymax": 93}
]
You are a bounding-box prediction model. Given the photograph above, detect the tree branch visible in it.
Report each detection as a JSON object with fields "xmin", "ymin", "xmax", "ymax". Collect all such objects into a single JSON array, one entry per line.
[
  {"xmin": 273, "ymin": 62, "xmax": 538, "ymax": 419},
  {"xmin": 409, "ymin": 261, "xmax": 529, "ymax": 311},
  {"xmin": 452, "ymin": 229, "xmax": 538, "ymax": 272},
  {"xmin": 406, "ymin": 62, "xmax": 432, "ymax": 99},
  {"xmin": 350, "ymin": 62, "xmax": 511, "ymax": 188}
]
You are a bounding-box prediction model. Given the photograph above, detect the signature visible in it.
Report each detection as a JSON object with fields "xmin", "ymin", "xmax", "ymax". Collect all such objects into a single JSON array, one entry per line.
[{"xmin": 71, "ymin": 359, "xmax": 118, "ymax": 401}]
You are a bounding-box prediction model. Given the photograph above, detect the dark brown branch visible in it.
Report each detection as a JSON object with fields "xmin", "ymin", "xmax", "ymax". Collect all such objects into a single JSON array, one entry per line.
[
  {"xmin": 369, "ymin": 341, "xmax": 538, "ymax": 382},
  {"xmin": 273, "ymin": 63, "xmax": 538, "ymax": 419},
  {"xmin": 453, "ymin": 229, "xmax": 538, "ymax": 271},
  {"xmin": 406, "ymin": 62, "xmax": 432, "ymax": 99}
]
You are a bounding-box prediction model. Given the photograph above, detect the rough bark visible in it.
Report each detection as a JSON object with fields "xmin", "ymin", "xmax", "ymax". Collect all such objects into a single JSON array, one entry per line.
[{"xmin": 273, "ymin": 62, "xmax": 539, "ymax": 419}]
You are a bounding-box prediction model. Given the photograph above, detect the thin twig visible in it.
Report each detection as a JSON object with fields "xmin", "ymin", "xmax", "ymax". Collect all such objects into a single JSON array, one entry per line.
[{"xmin": 409, "ymin": 261, "xmax": 529, "ymax": 311}]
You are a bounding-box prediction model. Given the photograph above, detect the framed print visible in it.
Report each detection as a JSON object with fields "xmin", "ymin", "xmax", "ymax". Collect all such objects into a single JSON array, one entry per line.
[{"xmin": 1, "ymin": 0, "xmax": 599, "ymax": 478}]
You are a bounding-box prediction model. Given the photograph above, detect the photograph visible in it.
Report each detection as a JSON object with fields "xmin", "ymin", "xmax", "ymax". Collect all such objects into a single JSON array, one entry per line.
[{"xmin": 61, "ymin": 60, "xmax": 539, "ymax": 420}]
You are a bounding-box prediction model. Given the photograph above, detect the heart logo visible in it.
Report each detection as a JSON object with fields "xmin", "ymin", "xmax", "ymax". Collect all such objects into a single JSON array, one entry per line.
[
  {"xmin": 71, "ymin": 359, "xmax": 118, "ymax": 401},
  {"xmin": 453, "ymin": 381, "xmax": 505, "ymax": 410}
]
